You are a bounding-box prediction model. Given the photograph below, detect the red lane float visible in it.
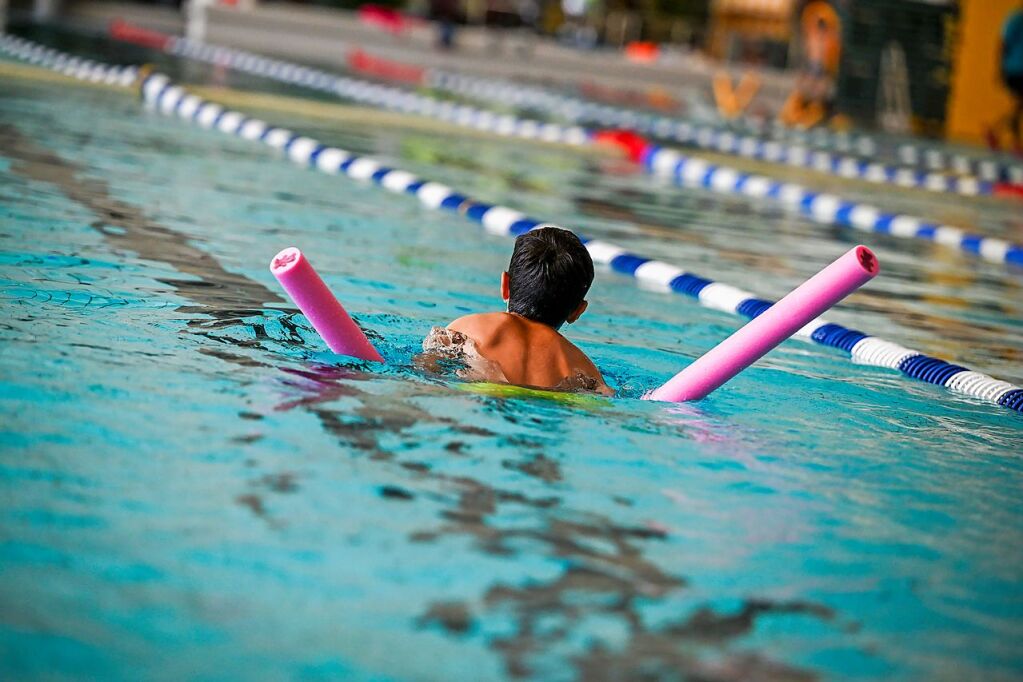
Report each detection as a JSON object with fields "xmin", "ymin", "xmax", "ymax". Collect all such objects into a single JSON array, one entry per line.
[
  {"xmin": 593, "ymin": 129, "xmax": 651, "ymax": 163},
  {"xmin": 346, "ymin": 49, "xmax": 426, "ymax": 86},
  {"xmin": 108, "ymin": 19, "xmax": 173, "ymax": 50}
]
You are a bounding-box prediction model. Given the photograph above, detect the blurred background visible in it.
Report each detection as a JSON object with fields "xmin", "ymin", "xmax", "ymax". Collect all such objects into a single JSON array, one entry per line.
[{"xmin": 5, "ymin": 0, "xmax": 1022, "ymax": 148}]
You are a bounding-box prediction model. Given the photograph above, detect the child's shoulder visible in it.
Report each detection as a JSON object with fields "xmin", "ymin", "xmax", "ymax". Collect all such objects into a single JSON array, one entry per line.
[
  {"xmin": 557, "ymin": 334, "xmax": 598, "ymax": 369},
  {"xmin": 448, "ymin": 312, "xmax": 516, "ymax": 342},
  {"xmin": 448, "ymin": 311, "xmax": 508, "ymax": 328},
  {"xmin": 449, "ymin": 312, "xmax": 507, "ymax": 325}
]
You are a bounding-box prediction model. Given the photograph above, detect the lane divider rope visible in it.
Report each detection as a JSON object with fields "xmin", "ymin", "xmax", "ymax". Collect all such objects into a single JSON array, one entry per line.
[
  {"xmin": 301, "ymin": 40, "xmax": 1023, "ymax": 188},
  {"xmin": 437, "ymin": 70, "xmax": 1023, "ymax": 187},
  {"xmin": 425, "ymin": 70, "xmax": 1022, "ymax": 196},
  {"xmin": 0, "ymin": 33, "xmax": 137, "ymax": 85},
  {"xmin": 96, "ymin": 30, "xmax": 1023, "ymax": 267},
  {"xmin": 108, "ymin": 18, "xmax": 1023, "ymax": 184},
  {"xmin": 639, "ymin": 143, "xmax": 1023, "ymax": 268},
  {"xmin": 426, "ymin": 64, "xmax": 1023, "ymax": 184},
  {"xmin": 169, "ymin": 31, "xmax": 1014, "ymax": 197}
]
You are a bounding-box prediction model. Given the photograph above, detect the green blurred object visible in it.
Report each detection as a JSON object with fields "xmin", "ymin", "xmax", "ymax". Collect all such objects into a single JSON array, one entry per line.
[{"xmin": 456, "ymin": 382, "xmax": 611, "ymax": 408}]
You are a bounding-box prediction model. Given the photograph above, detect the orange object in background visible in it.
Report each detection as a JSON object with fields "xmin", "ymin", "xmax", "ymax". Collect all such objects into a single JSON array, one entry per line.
[
  {"xmin": 624, "ymin": 42, "xmax": 659, "ymax": 64},
  {"xmin": 645, "ymin": 87, "xmax": 678, "ymax": 111},
  {"xmin": 801, "ymin": 0, "xmax": 842, "ymax": 77},
  {"xmin": 108, "ymin": 18, "xmax": 172, "ymax": 50},
  {"xmin": 713, "ymin": 71, "xmax": 761, "ymax": 119},
  {"xmin": 593, "ymin": 130, "xmax": 650, "ymax": 163},
  {"xmin": 778, "ymin": 0, "xmax": 842, "ymax": 129},
  {"xmin": 706, "ymin": 0, "xmax": 794, "ymax": 60},
  {"xmin": 579, "ymin": 81, "xmax": 682, "ymax": 113},
  {"xmin": 347, "ymin": 49, "xmax": 425, "ymax": 85},
  {"xmin": 357, "ymin": 4, "xmax": 412, "ymax": 35},
  {"xmin": 947, "ymin": 0, "xmax": 1022, "ymax": 147},
  {"xmin": 779, "ymin": 92, "xmax": 826, "ymax": 129}
]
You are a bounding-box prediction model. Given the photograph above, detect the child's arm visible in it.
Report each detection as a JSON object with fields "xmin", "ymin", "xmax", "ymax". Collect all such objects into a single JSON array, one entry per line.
[
  {"xmin": 582, "ymin": 361, "xmax": 615, "ymax": 397},
  {"xmin": 565, "ymin": 344, "xmax": 614, "ymax": 397}
]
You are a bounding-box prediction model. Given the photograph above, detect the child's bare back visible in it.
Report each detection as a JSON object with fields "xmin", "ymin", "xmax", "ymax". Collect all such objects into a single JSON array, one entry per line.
[
  {"xmin": 421, "ymin": 226, "xmax": 611, "ymax": 396},
  {"xmin": 447, "ymin": 312, "xmax": 609, "ymax": 393}
]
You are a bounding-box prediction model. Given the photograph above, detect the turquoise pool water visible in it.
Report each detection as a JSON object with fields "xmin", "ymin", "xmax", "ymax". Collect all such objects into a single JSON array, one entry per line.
[{"xmin": 1, "ymin": 34, "xmax": 1022, "ymax": 681}]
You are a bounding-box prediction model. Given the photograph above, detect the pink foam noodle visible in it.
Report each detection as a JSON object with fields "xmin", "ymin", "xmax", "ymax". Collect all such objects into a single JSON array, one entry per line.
[
  {"xmin": 270, "ymin": 247, "xmax": 384, "ymax": 363},
  {"xmin": 646, "ymin": 245, "xmax": 879, "ymax": 402}
]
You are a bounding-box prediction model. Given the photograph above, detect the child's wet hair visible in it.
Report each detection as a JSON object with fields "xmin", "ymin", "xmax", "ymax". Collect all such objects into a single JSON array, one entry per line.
[{"xmin": 506, "ymin": 226, "xmax": 594, "ymax": 328}]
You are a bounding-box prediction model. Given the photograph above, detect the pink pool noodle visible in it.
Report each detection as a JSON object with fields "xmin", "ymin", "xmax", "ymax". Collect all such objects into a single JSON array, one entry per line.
[
  {"xmin": 270, "ymin": 247, "xmax": 384, "ymax": 362},
  {"xmin": 646, "ymin": 245, "xmax": 879, "ymax": 402}
]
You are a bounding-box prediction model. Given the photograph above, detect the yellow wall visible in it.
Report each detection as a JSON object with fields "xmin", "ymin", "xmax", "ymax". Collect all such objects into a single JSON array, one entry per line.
[{"xmin": 946, "ymin": 0, "xmax": 1020, "ymax": 145}]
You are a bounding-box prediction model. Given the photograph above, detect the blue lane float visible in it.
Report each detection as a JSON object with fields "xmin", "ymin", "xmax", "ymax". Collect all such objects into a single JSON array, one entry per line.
[
  {"xmin": 5, "ymin": 31, "xmax": 1022, "ymax": 268},
  {"xmin": 134, "ymin": 71, "xmax": 1023, "ymax": 414},
  {"xmin": 641, "ymin": 146, "xmax": 1023, "ymax": 268}
]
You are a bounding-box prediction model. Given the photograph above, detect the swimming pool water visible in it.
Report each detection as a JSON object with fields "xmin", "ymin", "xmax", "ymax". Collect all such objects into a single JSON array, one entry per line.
[{"xmin": 1, "ymin": 33, "xmax": 1022, "ymax": 681}]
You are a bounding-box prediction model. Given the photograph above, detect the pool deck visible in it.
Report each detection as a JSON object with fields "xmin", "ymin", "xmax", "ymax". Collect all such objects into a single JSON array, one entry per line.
[{"xmin": 59, "ymin": 0, "xmax": 795, "ymax": 112}]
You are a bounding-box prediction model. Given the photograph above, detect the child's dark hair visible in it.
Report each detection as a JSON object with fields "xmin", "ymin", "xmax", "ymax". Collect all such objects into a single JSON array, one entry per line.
[{"xmin": 506, "ymin": 226, "xmax": 594, "ymax": 328}]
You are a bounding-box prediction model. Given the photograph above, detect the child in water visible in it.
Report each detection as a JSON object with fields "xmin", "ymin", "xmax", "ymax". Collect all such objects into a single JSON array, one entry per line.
[{"xmin": 422, "ymin": 226, "xmax": 612, "ymax": 395}]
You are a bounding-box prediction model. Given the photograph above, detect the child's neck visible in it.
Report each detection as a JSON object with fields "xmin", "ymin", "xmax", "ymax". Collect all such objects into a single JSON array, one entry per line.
[{"xmin": 505, "ymin": 311, "xmax": 564, "ymax": 333}]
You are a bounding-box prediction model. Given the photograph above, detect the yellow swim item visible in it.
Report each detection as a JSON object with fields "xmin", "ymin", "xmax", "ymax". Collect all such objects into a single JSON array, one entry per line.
[{"xmin": 456, "ymin": 382, "xmax": 611, "ymax": 409}]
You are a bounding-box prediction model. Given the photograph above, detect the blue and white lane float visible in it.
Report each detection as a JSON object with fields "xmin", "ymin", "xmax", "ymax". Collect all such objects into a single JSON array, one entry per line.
[
  {"xmin": 103, "ymin": 32, "xmax": 1023, "ymax": 267},
  {"xmin": 424, "ymin": 66, "xmax": 1023, "ymax": 186},
  {"xmin": 625, "ymin": 120, "xmax": 993, "ymax": 197},
  {"xmin": 5, "ymin": 32, "xmax": 1022, "ymax": 268},
  {"xmin": 159, "ymin": 38, "xmax": 1023, "ymax": 267},
  {"xmin": 159, "ymin": 36, "xmax": 595, "ymax": 146},
  {"xmin": 659, "ymin": 111, "xmax": 1023, "ymax": 186},
  {"xmin": 99, "ymin": 21, "xmax": 1023, "ymax": 185},
  {"xmin": 433, "ymin": 70, "xmax": 1023, "ymax": 185},
  {"xmin": 443, "ymin": 70, "xmax": 1023, "ymax": 185},
  {"xmin": 0, "ymin": 33, "xmax": 137, "ymax": 85},
  {"xmin": 429, "ymin": 70, "xmax": 1021, "ymax": 195},
  {"xmin": 894, "ymin": 143, "xmax": 1023, "ymax": 185},
  {"xmin": 160, "ymin": 34, "xmax": 1003, "ymax": 198},
  {"xmin": 137, "ymin": 72, "xmax": 1023, "ymax": 414},
  {"xmin": 638, "ymin": 145, "xmax": 1023, "ymax": 268}
]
